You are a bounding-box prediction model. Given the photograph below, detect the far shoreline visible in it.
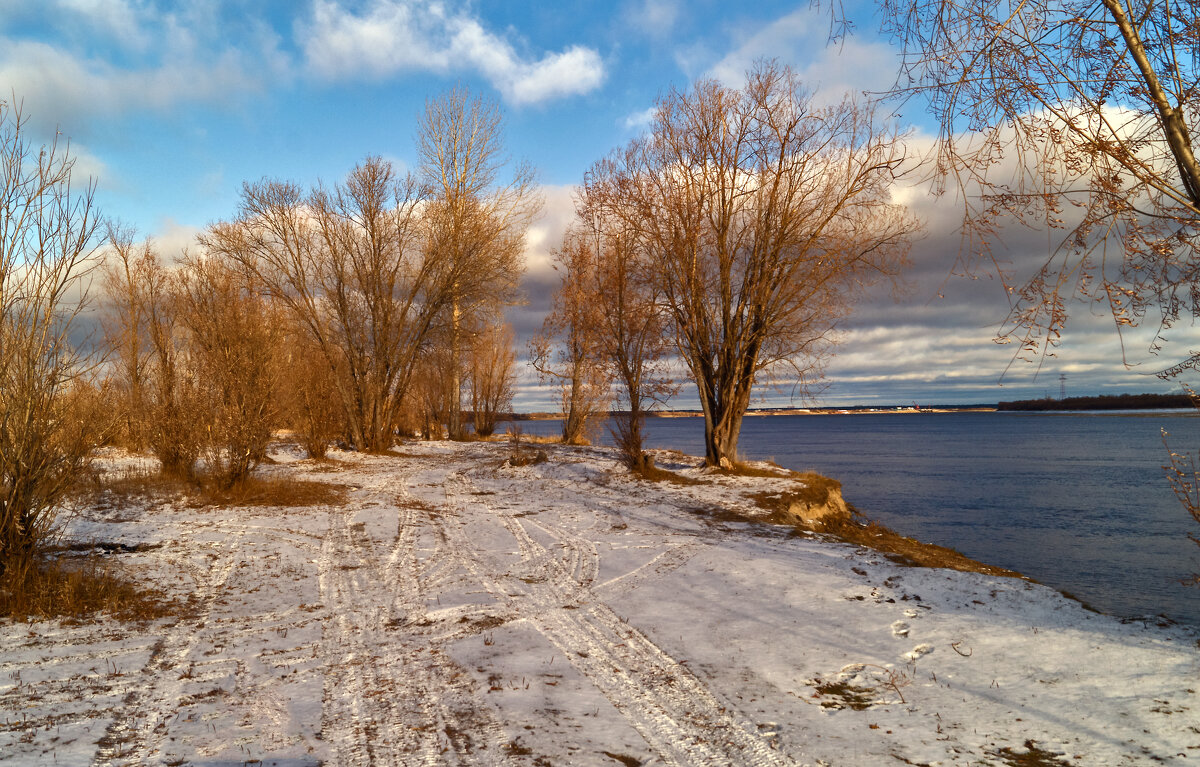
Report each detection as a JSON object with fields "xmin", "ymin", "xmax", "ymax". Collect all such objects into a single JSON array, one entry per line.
[{"xmin": 510, "ymin": 405, "xmax": 998, "ymax": 420}]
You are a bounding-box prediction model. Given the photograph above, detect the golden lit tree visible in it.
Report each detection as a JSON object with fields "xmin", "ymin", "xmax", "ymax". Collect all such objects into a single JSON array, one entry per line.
[{"xmin": 590, "ymin": 62, "xmax": 917, "ymax": 466}]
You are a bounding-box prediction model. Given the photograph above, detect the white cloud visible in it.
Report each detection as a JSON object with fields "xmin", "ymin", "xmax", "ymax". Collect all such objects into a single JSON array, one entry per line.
[
  {"xmin": 56, "ymin": 0, "xmax": 153, "ymax": 49},
  {"xmin": 63, "ymin": 141, "xmax": 109, "ymax": 184},
  {"xmin": 502, "ymin": 45, "xmax": 605, "ymax": 106},
  {"xmin": 523, "ymin": 184, "xmax": 578, "ymax": 280},
  {"xmin": 625, "ymin": 0, "xmax": 679, "ymax": 38},
  {"xmin": 622, "ymin": 106, "xmax": 658, "ymax": 131},
  {"xmin": 0, "ymin": 38, "xmax": 266, "ymax": 137},
  {"xmin": 152, "ymin": 219, "xmax": 205, "ymax": 257},
  {"xmin": 300, "ymin": 0, "xmax": 606, "ymax": 105},
  {"xmin": 705, "ymin": 8, "xmax": 901, "ymax": 103}
]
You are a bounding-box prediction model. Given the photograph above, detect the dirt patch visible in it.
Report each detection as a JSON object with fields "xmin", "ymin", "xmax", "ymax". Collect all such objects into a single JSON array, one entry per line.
[{"xmin": 989, "ymin": 740, "xmax": 1075, "ymax": 766}]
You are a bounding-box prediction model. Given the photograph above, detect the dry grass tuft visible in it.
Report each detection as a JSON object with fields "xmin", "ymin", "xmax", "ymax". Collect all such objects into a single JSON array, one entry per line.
[
  {"xmin": 84, "ymin": 470, "xmax": 191, "ymax": 503},
  {"xmin": 632, "ymin": 463, "xmax": 707, "ymax": 485},
  {"xmin": 202, "ymin": 476, "xmax": 349, "ymax": 508},
  {"xmin": 713, "ymin": 460, "xmax": 799, "ymax": 479},
  {"xmin": 0, "ymin": 555, "xmax": 176, "ymax": 623},
  {"xmin": 76, "ymin": 464, "xmax": 348, "ymax": 509},
  {"xmin": 810, "ymin": 679, "xmax": 877, "ymax": 711}
]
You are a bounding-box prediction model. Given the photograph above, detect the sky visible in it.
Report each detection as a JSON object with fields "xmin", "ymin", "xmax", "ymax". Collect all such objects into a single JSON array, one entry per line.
[{"xmin": 5, "ymin": 0, "xmax": 1199, "ymax": 411}]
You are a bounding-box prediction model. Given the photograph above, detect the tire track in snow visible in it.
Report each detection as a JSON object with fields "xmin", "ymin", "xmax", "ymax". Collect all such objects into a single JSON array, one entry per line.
[
  {"xmin": 89, "ymin": 539, "xmax": 240, "ymax": 767},
  {"xmin": 317, "ymin": 459, "xmax": 509, "ymax": 766},
  {"xmin": 440, "ymin": 468, "xmax": 798, "ymax": 767}
]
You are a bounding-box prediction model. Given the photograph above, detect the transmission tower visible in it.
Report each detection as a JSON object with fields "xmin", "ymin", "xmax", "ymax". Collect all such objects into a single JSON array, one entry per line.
[{"xmin": 1059, "ymin": 374, "xmax": 1067, "ymax": 401}]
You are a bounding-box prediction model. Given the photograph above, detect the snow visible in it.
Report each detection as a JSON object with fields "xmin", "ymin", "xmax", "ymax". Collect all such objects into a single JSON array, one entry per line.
[{"xmin": 2, "ymin": 440, "xmax": 1197, "ymax": 766}]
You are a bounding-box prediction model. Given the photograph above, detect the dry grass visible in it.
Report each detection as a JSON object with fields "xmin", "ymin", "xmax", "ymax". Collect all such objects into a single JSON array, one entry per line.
[
  {"xmin": 713, "ymin": 460, "xmax": 799, "ymax": 479},
  {"xmin": 0, "ymin": 555, "xmax": 176, "ymax": 623},
  {"xmin": 632, "ymin": 463, "xmax": 708, "ymax": 486},
  {"xmin": 201, "ymin": 476, "xmax": 349, "ymax": 508},
  {"xmin": 810, "ymin": 679, "xmax": 876, "ymax": 711},
  {"xmin": 748, "ymin": 473, "xmax": 843, "ymax": 512},
  {"xmin": 511, "ymin": 433, "xmax": 564, "ymax": 445},
  {"xmin": 77, "ymin": 467, "xmax": 348, "ymax": 509},
  {"xmin": 823, "ymin": 517, "xmax": 1024, "ymax": 578}
]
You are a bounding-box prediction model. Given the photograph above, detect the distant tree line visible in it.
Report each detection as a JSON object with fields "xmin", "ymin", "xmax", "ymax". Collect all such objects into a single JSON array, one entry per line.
[{"xmin": 997, "ymin": 393, "xmax": 1194, "ymax": 411}]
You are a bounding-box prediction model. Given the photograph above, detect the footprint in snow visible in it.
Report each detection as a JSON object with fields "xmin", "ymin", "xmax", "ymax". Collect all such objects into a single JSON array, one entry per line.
[
  {"xmin": 904, "ymin": 643, "xmax": 934, "ymax": 661},
  {"xmin": 890, "ymin": 620, "xmax": 910, "ymax": 637},
  {"xmin": 903, "ymin": 608, "xmax": 920, "ymax": 619}
]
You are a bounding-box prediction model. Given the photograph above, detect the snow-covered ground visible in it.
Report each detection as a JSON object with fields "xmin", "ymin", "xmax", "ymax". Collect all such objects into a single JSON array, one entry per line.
[{"xmin": 2, "ymin": 440, "xmax": 1197, "ymax": 766}]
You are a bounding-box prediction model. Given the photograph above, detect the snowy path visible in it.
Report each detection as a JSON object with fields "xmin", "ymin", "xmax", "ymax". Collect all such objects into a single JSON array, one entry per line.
[{"xmin": 2, "ymin": 441, "xmax": 1198, "ymax": 766}]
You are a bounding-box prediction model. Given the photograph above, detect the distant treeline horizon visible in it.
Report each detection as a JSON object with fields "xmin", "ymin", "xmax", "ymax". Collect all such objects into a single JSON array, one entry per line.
[{"xmin": 997, "ymin": 393, "xmax": 1193, "ymax": 411}]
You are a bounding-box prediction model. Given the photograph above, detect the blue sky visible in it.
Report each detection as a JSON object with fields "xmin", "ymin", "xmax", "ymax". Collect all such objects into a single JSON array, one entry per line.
[{"xmin": 4, "ymin": 0, "xmax": 1197, "ymax": 410}]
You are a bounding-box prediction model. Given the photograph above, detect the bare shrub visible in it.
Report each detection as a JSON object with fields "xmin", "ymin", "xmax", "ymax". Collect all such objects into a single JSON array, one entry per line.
[
  {"xmin": 469, "ymin": 323, "xmax": 517, "ymax": 437},
  {"xmin": 505, "ymin": 426, "xmax": 548, "ymax": 466},
  {"xmin": 101, "ymin": 227, "xmax": 155, "ymax": 451},
  {"xmin": 0, "ymin": 100, "xmax": 104, "ymax": 580},
  {"xmin": 137, "ymin": 249, "xmax": 202, "ymax": 480},
  {"xmin": 203, "ymin": 158, "xmax": 429, "ymax": 453},
  {"xmin": 176, "ymin": 255, "xmax": 279, "ymax": 489},
  {"xmin": 276, "ymin": 326, "xmax": 342, "ymax": 459},
  {"xmin": 529, "ymin": 234, "xmax": 611, "ymax": 445}
]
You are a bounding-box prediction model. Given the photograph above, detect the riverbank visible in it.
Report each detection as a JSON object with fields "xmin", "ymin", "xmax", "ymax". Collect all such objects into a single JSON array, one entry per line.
[{"xmin": 1, "ymin": 440, "xmax": 1196, "ymax": 765}]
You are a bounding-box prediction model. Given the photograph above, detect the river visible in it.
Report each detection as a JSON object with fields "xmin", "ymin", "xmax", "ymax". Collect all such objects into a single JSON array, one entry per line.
[{"xmin": 517, "ymin": 411, "xmax": 1200, "ymax": 627}]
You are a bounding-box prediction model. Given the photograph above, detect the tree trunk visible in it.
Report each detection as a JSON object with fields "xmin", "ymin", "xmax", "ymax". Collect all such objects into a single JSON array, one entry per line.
[
  {"xmin": 1102, "ymin": 0, "xmax": 1200, "ymax": 210},
  {"xmin": 698, "ymin": 367, "xmax": 753, "ymax": 468},
  {"xmin": 447, "ymin": 293, "xmax": 464, "ymax": 440},
  {"xmin": 703, "ymin": 407, "xmax": 744, "ymax": 468}
]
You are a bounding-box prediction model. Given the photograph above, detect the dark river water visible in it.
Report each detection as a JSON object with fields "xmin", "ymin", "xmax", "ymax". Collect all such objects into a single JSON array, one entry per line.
[{"xmin": 517, "ymin": 411, "xmax": 1200, "ymax": 627}]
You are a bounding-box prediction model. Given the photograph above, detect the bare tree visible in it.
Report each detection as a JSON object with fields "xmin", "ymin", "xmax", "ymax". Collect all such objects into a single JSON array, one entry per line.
[
  {"xmin": 590, "ymin": 62, "xmax": 916, "ymax": 466},
  {"xmin": 101, "ymin": 226, "xmax": 154, "ymax": 450},
  {"xmin": 882, "ymin": 0, "xmax": 1200, "ymax": 368},
  {"xmin": 530, "ymin": 232, "xmax": 612, "ymax": 445},
  {"xmin": 176, "ymin": 255, "xmax": 279, "ymax": 489},
  {"xmin": 571, "ymin": 204, "xmax": 676, "ymax": 471},
  {"xmin": 417, "ymin": 87, "xmax": 539, "ymax": 439},
  {"xmin": 0, "ymin": 100, "xmax": 103, "ymax": 578},
  {"xmin": 127, "ymin": 244, "xmax": 204, "ymax": 479},
  {"xmin": 468, "ymin": 322, "xmax": 517, "ymax": 437},
  {"xmin": 276, "ymin": 322, "xmax": 343, "ymax": 459},
  {"xmin": 203, "ymin": 158, "xmax": 440, "ymax": 453}
]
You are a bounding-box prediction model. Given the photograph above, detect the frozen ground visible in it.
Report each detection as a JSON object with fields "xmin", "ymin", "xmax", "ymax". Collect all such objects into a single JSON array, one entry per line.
[{"xmin": 1, "ymin": 440, "xmax": 1198, "ymax": 766}]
